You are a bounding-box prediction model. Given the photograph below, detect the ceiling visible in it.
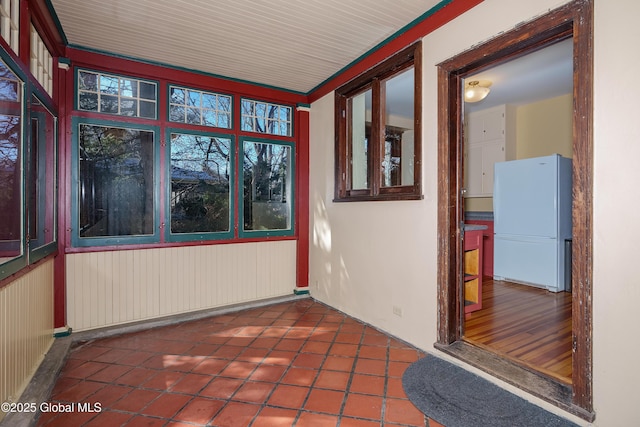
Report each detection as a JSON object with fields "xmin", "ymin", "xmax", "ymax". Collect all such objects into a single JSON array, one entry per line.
[
  {"xmin": 49, "ymin": 0, "xmax": 446, "ymax": 95},
  {"xmin": 464, "ymin": 38, "xmax": 574, "ymax": 113}
]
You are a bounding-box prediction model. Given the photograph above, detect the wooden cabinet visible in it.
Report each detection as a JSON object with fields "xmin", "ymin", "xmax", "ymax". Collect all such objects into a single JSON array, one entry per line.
[
  {"xmin": 464, "ymin": 229, "xmax": 484, "ymax": 315},
  {"xmin": 464, "ymin": 105, "xmax": 516, "ymax": 197}
]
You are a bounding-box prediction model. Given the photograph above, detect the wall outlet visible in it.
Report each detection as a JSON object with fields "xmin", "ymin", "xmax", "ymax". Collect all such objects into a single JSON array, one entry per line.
[{"xmin": 392, "ymin": 305, "xmax": 402, "ymax": 317}]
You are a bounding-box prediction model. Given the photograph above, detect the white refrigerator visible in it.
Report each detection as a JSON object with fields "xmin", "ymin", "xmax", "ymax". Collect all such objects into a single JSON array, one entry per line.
[{"xmin": 493, "ymin": 154, "xmax": 572, "ymax": 292}]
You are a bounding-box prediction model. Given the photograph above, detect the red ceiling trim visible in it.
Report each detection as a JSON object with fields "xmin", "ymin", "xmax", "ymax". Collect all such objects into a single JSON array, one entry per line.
[
  {"xmin": 308, "ymin": 0, "xmax": 483, "ymax": 103},
  {"xmin": 67, "ymin": 47, "xmax": 308, "ymax": 106}
]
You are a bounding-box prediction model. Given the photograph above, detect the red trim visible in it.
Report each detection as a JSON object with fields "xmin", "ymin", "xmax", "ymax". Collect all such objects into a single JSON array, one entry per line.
[
  {"xmin": 19, "ymin": 0, "xmax": 30, "ymax": 66},
  {"xmin": 295, "ymin": 107, "xmax": 310, "ymax": 288},
  {"xmin": 308, "ymin": 0, "xmax": 483, "ymax": 103},
  {"xmin": 68, "ymin": 48, "xmax": 307, "ymax": 106},
  {"xmin": 54, "ymin": 55, "xmax": 71, "ymax": 329}
]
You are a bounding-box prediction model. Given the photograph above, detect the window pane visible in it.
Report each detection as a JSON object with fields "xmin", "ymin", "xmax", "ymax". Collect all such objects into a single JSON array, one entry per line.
[
  {"xmin": 139, "ymin": 82, "xmax": 156, "ymax": 100},
  {"xmin": 169, "ymin": 105, "xmax": 185, "ymax": 122},
  {"xmin": 0, "ymin": 59, "xmax": 23, "ymax": 265},
  {"xmin": 382, "ymin": 67, "xmax": 414, "ymax": 187},
  {"xmin": 218, "ymin": 113, "xmax": 230, "ymax": 129},
  {"xmin": 29, "ymin": 95, "xmax": 56, "ymax": 250},
  {"xmin": 78, "ymin": 70, "xmax": 157, "ymax": 118},
  {"xmin": 99, "ymin": 75, "xmax": 119, "ymax": 95},
  {"xmin": 100, "ymin": 95, "xmax": 118, "ymax": 114},
  {"xmin": 139, "ymin": 101, "xmax": 156, "ymax": 119},
  {"xmin": 170, "ymin": 87, "xmax": 185, "ymax": 104},
  {"xmin": 119, "ymin": 78, "xmax": 137, "ymax": 98},
  {"xmin": 78, "ymin": 71, "xmax": 97, "ymax": 92},
  {"xmin": 79, "ymin": 92, "xmax": 98, "ymax": 111},
  {"xmin": 169, "ymin": 86, "xmax": 231, "ymax": 129},
  {"xmin": 186, "ymin": 107, "xmax": 201, "ymax": 125},
  {"xmin": 243, "ymin": 141, "xmax": 291, "ymax": 231},
  {"xmin": 202, "ymin": 109, "xmax": 216, "ymax": 127},
  {"xmin": 78, "ymin": 124, "xmax": 155, "ymax": 238},
  {"xmin": 120, "ymin": 99, "xmax": 137, "ymax": 116},
  {"xmin": 170, "ymin": 134, "xmax": 231, "ymax": 234},
  {"xmin": 241, "ymin": 99, "xmax": 292, "ymax": 136},
  {"xmin": 187, "ymin": 90, "xmax": 201, "ymax": 107},
  {"xmin": 349, "ymin": 89, "xmax": 371, "ymax": 190}
]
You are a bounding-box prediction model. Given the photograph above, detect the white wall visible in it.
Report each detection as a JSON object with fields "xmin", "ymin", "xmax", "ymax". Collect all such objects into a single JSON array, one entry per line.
[
  {"xmin": 592, "ymin": 0, "xmax": 640, "ymax": 424},
  {"xmin": 308, "ymin": 0, "xmax": 640, "ymax": 425}
]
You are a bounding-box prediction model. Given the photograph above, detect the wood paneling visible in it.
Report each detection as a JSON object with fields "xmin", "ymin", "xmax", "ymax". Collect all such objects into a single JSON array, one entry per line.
[
  {"xmin": 464, "ymin": 279, "xmax": 572, "ymax": 384},
  {"xmin": 65, "ymin": 241, "xmax": 297, "ymax": 331},
  {"xmin": 0, "ymin": 260, "xmax": 54, "ymax": 421}
]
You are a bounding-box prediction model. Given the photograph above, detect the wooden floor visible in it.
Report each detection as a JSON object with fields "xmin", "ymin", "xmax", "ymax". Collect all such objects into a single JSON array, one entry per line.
[{"xmin": 463, "ymin": 278, "xmax": 572, "ymax": 384}]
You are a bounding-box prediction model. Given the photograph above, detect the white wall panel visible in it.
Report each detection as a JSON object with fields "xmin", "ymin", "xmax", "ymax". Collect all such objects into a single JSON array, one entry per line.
[
  {"xmin": 66, "ymin": 241, "xmax": 297, "ymax": 331},
  {"xmin": 0, "ymin": 260, "xmax": 54, "ymax": 421}
]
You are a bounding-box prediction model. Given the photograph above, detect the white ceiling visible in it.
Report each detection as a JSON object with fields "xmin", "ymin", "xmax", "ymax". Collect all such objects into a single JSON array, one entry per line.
[
  {"xmin": 464, "ymin": 38, "xmax": 574, "ymax": 113},
  {"xmin": 50, "ymin": 0, "xmax": 445, "ymax": 94}
]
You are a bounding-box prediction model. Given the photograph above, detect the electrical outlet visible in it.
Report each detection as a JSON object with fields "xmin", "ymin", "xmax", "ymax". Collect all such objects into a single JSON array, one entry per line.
[{"xmin": 392, "ymin": 306, "xmax": 402, "ymax": 317}]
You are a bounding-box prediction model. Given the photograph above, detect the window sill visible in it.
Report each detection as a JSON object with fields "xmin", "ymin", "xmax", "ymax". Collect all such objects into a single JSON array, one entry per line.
[{"xmin": 333, "ymin": 194, "xmax": 423, "ymax": 203}]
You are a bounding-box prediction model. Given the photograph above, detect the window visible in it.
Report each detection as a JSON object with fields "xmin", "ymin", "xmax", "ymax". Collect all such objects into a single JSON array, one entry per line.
[
  {"xmin": 71, "ymin": 74, "xmax": 297, "ymax": 247},
  {"xmin": 30, "ymin": 25, "xmax": 53, "ymax": 96},
  {"xmin": 0, "ymin": 0, "xmax": 19, "ymax": 54},
  {"xmin": 0, "ymin": 52, "xmax": 58, "ymax": 280},
  {"xmin": 169, "ymin": 86, "xmax": 232, "ymax": 128},
  {"xmin": 72, "ymin": 120, "xmax": 159, "ymax": 246},
  {"xmin": 77, "ymin": 70, "xmax": 157, "ymax": 119},
  {"xmin": 334, "ymin": 42, "xmax": 422, "ymax": 201},
  {"xmin": 28, "ymin": 95, "xmax": 57, "ymax": 261},
  {"xmin": 241, "ymin": 99, "xmax": 292, "ymax": 136},
  {"xmin": 167, "ymin": 131, "xmax": 233, "ymax": 241},
  {"xmin": 0, "ymin": 57, "xmax": 23, "ymax": 273},
  {"xmin": 241, "ymin": 138, "xmax": 294, "ymax": 237}
]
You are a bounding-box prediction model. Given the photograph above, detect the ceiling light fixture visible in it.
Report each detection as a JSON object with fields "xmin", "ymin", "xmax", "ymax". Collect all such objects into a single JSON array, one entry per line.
[{"xmin": 464, "ymin": 80, "xmax": 491, "ymax": 103}]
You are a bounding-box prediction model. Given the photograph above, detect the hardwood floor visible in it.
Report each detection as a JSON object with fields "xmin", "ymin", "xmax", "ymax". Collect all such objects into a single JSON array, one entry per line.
[{"xmin": 463, "ymin": 278, "xmax": 572, "ymax": 384}]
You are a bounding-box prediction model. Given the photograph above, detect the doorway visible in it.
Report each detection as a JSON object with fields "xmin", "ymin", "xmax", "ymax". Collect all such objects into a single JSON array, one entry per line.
[
  {"xmin": 461, "ymin": 37, "xmax": 574, "ymax": 384},
  {"xmin": 434, "ymin": 0, "xmax": 593, "ymax": 421}
]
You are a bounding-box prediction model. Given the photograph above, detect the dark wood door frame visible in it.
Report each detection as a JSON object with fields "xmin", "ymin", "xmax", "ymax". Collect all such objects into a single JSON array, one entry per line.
[{"xmin": 435, "ymin": 0, "xmax": 593, "ymax": 420}]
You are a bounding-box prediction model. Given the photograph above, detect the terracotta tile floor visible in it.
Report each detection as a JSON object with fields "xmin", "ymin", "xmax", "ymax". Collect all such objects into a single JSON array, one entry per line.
[{"xmin": 37, "ymin": 299, "xmax": 428, "ymax": 427}]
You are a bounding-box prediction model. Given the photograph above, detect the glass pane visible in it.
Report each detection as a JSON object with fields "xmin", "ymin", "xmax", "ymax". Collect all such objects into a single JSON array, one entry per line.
[
  {"xmin": 241, "ymin": 116, "xmax": 253, "ymax": 132},
  {"xmin": 139, "ymin": 101, "xmax": 156, "ymax": 119},
  {"xmin": 349, "ymin": 89, "xmax": 371, "ymax": 190},
  {"xmin": 100, "ymin": 95, "xmax": 118, "ymax": 114},
  {"xmin": 186, "ymin": 107, "xmax": 201, "ymax": 125},
  {"xmin": 0, "ymin": 59, "xmax": 22, "ymax": 264},
  {"xmin": 170, "ymin": 134, "xmax": 231, "ymax": 234},
  {"xmin": 79, "ymin": 92, "xmax": 98, "ymax": 111},
  {"xmin": 243, "ymin": 141, "xmax": 291, "ymax": 231},
  {"xmin": 170, "ymin": 87, "xmax": 185, "ymax": 104},
  {"xmin": 99, "ymin": 75, "xmax": 119, "ymax": 95},
  {"xmin": 78, "ymin": 124, "xmax": 155, "ymax": 238},
  {"xmin": 256, "ymin": 103, "xmax": 266, "ymax": 118},
  {"xmin": 169, "ymin": 105, "xmax": 185, "ymax": 122},
  {"xmin": 187, "ymin": 90, "xmax": 201, "ymax": 107},
  {"xmin": 201, "ymin": 109, "xmax": 217, "ymax": 127},
  {"xmin": 382, "ymin": 67, "xmax": 414, "ymax": 187},
  {"xmin": 218, "ymin": 96, "xmax": 231, "ymax": 113},
  {"xmin": 78, "ymin": 71, "xmax": 97, "ymax": 92},
  {"xmin": 218, "ymin": 113, "xmax": 231, "ymax": 129},
  {"xmin": 29, "ymin": 95, "xmax": 56, "ymax": 250},
  {"xmin": 119, "ymin": 78, "xmax": 137, "ymax": 98},
  {"xmin": 139, "ymin": 82, "xmax": 156, "ymax": 100},
  {"xmin": 202, "ymin": 93, "xmax": 216, "ymax": 110},
  {"xmin": 120, "ymin": 99, "xmax": 137, "ymax": 116}
]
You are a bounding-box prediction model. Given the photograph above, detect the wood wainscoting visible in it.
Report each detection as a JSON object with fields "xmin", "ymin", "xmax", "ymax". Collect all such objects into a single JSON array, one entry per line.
[{"xmin": 463, "ymin": 279, "xmax": 572, "ymax": 384}]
